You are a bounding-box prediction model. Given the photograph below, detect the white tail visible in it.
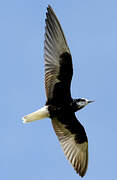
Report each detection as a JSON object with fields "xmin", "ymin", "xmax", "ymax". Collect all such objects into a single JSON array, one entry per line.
[{"xmin": 22, "ymin": 106, "xmax": 49, "ymax": 123}]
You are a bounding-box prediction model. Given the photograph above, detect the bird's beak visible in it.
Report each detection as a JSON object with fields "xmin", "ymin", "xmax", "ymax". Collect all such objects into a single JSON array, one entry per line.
[{"xmin": 87, "ymin": 100, "xmax": 95, "ymax": 104}]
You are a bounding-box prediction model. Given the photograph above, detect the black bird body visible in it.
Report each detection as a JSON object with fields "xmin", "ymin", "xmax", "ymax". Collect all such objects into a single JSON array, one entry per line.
[
  {"xmin": 48, "ymin": 103, "xmax": 88, "ymax": 144},
  {"xmin": 22, "ymin": 5, "xmax": 94, "ymax": 177}
]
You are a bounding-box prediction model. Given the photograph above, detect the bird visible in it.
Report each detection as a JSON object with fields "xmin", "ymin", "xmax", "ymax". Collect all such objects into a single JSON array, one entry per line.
[{"xmin": 22, "ymin": 5, "xmax": 94, "ymax": 177}]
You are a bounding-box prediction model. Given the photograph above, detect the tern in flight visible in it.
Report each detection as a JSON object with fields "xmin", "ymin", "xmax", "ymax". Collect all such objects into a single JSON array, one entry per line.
[{"xmin": 22, "ymin": 5, "xmax": 94, "ymax": 177}]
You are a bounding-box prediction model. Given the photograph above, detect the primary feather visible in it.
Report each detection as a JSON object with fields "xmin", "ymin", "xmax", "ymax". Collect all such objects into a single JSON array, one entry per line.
[
  {"xmin": 44, "ymin": 6, "xmax": 73, "ymax": 105},
  {"xmin": 44, "ymin": 6, "xmax": 88, "ymax": 177},
  {"xmin": 22, "ymin": 5, "xmax": 93, "ymax": 177}
]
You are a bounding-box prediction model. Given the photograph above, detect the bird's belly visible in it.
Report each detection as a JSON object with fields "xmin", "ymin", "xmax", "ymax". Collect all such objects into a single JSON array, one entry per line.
[{"xmin": 48, "ymin": 104, "xmax": 73, "ymax": 119}]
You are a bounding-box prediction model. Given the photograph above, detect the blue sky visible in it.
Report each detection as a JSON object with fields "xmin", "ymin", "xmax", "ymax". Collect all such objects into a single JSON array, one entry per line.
[{"xmin": 0, "ymin": 0, "xmax": 117, "ymax": 179}]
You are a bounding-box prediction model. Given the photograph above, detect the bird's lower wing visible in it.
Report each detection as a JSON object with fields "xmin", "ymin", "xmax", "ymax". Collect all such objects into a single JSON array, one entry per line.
[{"xmin": 51, "ymin": 114, "xmax": 88, "ymax": 177}]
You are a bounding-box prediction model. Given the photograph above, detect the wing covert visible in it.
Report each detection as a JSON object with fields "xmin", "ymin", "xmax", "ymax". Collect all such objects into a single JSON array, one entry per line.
[
  {"xmin": 44, "ymin": 6, "xmax": 73, "ymax": 105},
  {"xmin": 51, "ymin": 112, "xmax": 88, "ymax": 177}
]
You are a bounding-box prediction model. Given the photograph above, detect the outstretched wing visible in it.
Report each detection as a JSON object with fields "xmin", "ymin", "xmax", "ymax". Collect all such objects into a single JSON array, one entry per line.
[
  {"xmin": 51, "ymin": 112, "xmax": 88, "ymax": 177},
  {"xmin": 44, "ymin": 6, "xmax": 73, "ymax": 105}
]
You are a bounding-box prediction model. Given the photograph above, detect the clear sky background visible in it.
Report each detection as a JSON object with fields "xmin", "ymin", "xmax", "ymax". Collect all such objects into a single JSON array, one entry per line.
[{"xmin": 0, "ymin": 0, "xmax": 117, "ymax": 179}]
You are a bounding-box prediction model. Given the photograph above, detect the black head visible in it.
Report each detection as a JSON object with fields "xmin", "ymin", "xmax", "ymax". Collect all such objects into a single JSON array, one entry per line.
[{"xmin": 74, "ymin": 98, "xmax": 95, "ymax": 111}]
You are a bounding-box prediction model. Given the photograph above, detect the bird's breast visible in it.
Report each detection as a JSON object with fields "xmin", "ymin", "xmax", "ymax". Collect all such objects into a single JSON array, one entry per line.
[{"xmin": 48, "ymin": 103, "xmax": 74, "ymax": 119}]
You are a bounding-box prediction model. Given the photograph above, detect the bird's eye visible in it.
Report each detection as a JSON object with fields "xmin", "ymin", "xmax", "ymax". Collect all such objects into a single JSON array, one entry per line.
[{"xmin": 78, "ymin": 101, "xmax": 85, "ymax": 106}]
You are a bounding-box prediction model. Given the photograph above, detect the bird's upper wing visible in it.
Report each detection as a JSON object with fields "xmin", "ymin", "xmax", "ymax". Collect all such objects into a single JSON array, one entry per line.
[
  {"xmin": 51, "ymin": 112, "xmax": 88, "ymax": 177},
  {"xmin": 44, "ymin": 6, "xmax": 73, "ymax": 105}
]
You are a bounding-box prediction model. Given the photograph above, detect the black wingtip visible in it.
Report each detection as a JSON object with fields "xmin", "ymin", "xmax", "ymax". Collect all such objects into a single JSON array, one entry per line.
[
  {"xmin": 76, "ymin": 167, "xmax": 87, "ymax": 178},
  {"xmin": 47, "ymin": 5, "xmax": 56, "ymax": 16},
  {"xmin": 47, "ymin": 5, "xmax": 53, "ymax": 11},
  {"xmin": 47, "ymin": 5, "xmax": 51, "ymax": 9},
  {"xmin": 79, "ymin": 171, "xmax": 86, "ymax": 178}
]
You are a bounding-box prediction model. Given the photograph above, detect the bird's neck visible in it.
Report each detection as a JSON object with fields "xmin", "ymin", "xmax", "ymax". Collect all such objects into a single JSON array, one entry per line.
[{"xmin": 71, "ymin": 99, "xmax": 83, "ymax": 112}]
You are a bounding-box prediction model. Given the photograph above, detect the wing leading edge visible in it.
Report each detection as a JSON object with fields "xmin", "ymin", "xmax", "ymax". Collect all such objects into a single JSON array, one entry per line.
[
  {"xmin": 44, "ymin": 6, "xmax": 73, "ymax": 105},
  {"xmin": 51, "ymin": 111, "xmax": 88, "ymax": 177}
]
